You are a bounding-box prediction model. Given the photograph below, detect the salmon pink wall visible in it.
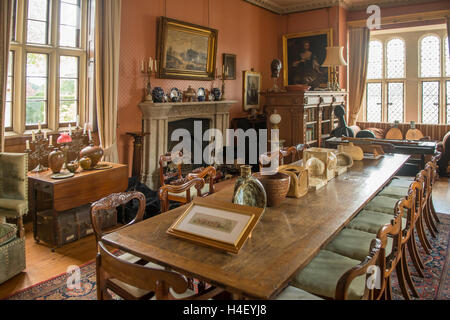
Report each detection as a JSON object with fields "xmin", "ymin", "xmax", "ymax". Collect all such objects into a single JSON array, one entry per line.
[{"xmin": 117, "ymin": 0, "xmax": 283, "ymax": 168}]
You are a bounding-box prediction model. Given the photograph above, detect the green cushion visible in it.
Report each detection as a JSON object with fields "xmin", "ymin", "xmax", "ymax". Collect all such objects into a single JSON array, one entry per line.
[
  {"xmin": 276, "ymin": 286, "xmax": 323, "ymax": 300},
  {"xmin": 379, "ymin": 186, "xmax": 409, "ymax": 199},
  {"xmin": 388, "ymin": 177, "xmax": 414, "ymax": 188},
  {"xmin": 0, "ymin": 223, "xmax": 17, "ymax": 246},
  {"xmin": 325, "ymin": 228, "xmax": 393, "ymax": 262},
  {"xmin": 0, "ymin": 199, "xmax": 28, "ymax": 217},
  {"xmin": 291, "ymin": 250, "xmax": 366, "ymax": 300},
  {"xmin": 364, "ymin": 196, "xmax": 399, "ymax": 214},
  {"xmin": 347, "ymin": 210, "xmax": 407, "ymax": 234}
]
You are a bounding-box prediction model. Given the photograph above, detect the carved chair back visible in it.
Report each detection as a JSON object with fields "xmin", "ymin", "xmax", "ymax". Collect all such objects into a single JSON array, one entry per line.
[
  {"xmin": 259, "ymin": 151, "xmax": 283, "ymax": 171},
  {"xmin": 96, "ymin": 241, "xmax": 222, "ymax": 300},
  {"xmin": 159, "ymin": 151, "xmax": 183, "ymax": 186},
  {"xmin": 159, "ymin": 178, "xmax": 205, "ymax": 213},
  {"xmin": 90, "ymin": 191, "xmax": 146, "ymax": 243},
  {"xmin": 335, "ymin": 238, "xmax": 382, "ymax": 300}
]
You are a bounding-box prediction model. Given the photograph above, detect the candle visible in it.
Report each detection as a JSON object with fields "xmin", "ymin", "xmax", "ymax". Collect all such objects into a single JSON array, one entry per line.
[
  {"xmin": 88, "ymin": 129, "xmax": 92, "ymax": 141},
  {"xmin": 141, "ymin": 60, "xmax": 145, "ymax": 73},
  {"xmin": 154, "ymin": 60, "xmax": 157, "ymax": 72},
  {"xmin": 149, "ymin": 57, "xmax": 153, "ymax": 72},
  {"xmin": 38, "ymin": 122, "xmax": 41, "ymax": 131},
  {"xmin": 83, "ymin": 123, "xmax": 87, "ymax": 135},
  {"xmin": 49, "ymin": 135, "xmax": 53, "ymax": 146},
  {"xmin": 76, "ymin": 115, "xmax": 80, "ymax": 128},
  {"xmin": 26, "ymin": 140, "xmax": 30, "ymax": 150},
  {"xmin": 69, "ymin": 124, "xmax": 72, "ymax": 136},
  {"xmin": 222, "ymin": 65, "xmax": 225, "ymax": 75},
  {"xmin": 44, "ymin": 131, "xmax": 47, "ymax": 139},
  {"xmin": 32, "ymin": 131, "xmax": 35, "ymax": 141}
]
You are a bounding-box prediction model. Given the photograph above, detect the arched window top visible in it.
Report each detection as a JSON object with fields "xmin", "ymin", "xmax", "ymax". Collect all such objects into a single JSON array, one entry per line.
[
  {"xmin": 386, "ymin": 37, "xmax": 405, "ymax": 78},
  {"xmin": 420, "ymin": 34, "xmax": 441, "ymax": 78},
  {"xmin": 367, "ymin": 40, "xmax": 383, "ymax": 80}
]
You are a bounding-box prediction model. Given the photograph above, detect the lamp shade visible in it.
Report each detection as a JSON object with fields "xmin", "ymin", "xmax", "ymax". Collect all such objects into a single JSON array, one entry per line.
[
  {"xmin": 57, "ymin": 133, "xmax": 72, "ymax": 144},
  {"xmin": 322, "ymin": 46, "xmax": 347, "ymax": 67}
]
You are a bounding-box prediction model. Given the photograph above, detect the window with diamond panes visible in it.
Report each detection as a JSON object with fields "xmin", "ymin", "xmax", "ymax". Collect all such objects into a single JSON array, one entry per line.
[
  {"xmin": 386, "ymin": 38, "xmax": 405, "ymax": 79},
  {"xmin": 420, "ymin": 35, "xmax": 441, "ymax": 78},
  {"xmin": 5, "ymin": 51, "xmax": 14, "ymax": 129},
  {"xmin": 367, "ymin": 40, "xmax": 383, "ymax": 80},
  {"xmin": 27, "ymin": 0, "xmax": 50, "ymax": 45},
  {"xmin": 445, "ymin": 37, "xmax": 450, "ymax": 77},
  {"xmin": 422, "ymin": 81, "xmax": 440, "ymax": 124},
  {"xmin": 366, "ymin": 83, "xmax": 382, "ymax": 122},
  {"xmin": 387, "ymin": 83, "xmax": 404, "ymax": 123}
]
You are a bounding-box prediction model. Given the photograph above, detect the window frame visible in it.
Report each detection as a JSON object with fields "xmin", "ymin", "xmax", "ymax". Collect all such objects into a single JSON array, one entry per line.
[
  {"xmin": 365, "ymin": 36, "xmax": 406, "ymax": 123},
  {"xmin": 7, "ymin": 0, "xmax": 88, "ymax": 136}
]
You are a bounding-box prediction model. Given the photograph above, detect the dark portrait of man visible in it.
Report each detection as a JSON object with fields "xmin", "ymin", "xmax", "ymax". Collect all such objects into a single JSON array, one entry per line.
[{"xmin": 246, "ymin": 75, "xmax": 259, "ymax": 106}]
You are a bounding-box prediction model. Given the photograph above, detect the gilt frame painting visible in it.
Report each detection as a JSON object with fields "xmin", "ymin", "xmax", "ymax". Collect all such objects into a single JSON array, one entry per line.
[
  {"xmin": 167, "ymin": 198, "xmax": 263, "ymax": 254},
  {"xmin": 243, "ymin": 70, "xmax": 262, "ymax": 111},
  {"xmin": 282, "ymin": 29, "xmax": 333, "ymax": 89},
  {"xmin": 156, "ymin": 17, "xmax": 218, "ymax": 81}
]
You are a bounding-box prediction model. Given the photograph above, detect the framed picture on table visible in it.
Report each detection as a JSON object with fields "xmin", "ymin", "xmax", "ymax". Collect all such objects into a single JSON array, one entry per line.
[
  {"xmin": 282, "ymin": 29, "xmax": 332, "ymax": 89},
  {"xmin": 167, "ymin": 198, "xmax": 263, "ymax": 254}
]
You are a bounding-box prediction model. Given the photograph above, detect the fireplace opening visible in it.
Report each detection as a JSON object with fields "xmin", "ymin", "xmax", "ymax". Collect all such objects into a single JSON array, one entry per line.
[{"xmin": 168, "ymin": 118, "xmax": 211, "ymax": 175}]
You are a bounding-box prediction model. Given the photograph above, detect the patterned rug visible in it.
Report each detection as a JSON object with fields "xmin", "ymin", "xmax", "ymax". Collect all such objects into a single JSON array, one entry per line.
[{"xmin": 4, "ymin": 214, "xmax": 450, "ymax": 300}]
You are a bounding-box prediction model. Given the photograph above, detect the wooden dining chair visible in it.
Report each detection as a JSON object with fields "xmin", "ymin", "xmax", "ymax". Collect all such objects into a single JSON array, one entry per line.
[
  {"xmin": 159, "ymin": 151, "xmax": 216, "ymax": 205},
  {"xmin": 159, "ymin": 178, "xmax": 205, "ymax": 213},
  {"xmin": 96, "ymin": 241, "xmax": 223, "ymax": 300},
  {"xmin": 259, "ymin": 150, "xmax": 283, "ymax": 171},
  {"xmin": 427, "ymin": 153, "xmax": 442, "ymax": 226}
]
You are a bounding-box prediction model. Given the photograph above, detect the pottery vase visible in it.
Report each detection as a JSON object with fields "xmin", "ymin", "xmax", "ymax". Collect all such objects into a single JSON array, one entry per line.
[
  {"xmin": 152, "ymin": 87, "xmax": 165, "ymax": 103},
  {"xmin": 232, "ymin": 165, "xmax": 267, "ymax": 210},
  {"xmin": 48, "ymin": 148, "xmax": 65, "ymax": 174},
  {"xmin": 211, "ymin": 88, "xmax": 221, "ymax": 101},
  {"xmin": 80, "ymin": 144, "xmax": 104, "ymax": 168},
  {"xmin": 66, "ymin": 161, "xmax": 79, "ymax": 173}
]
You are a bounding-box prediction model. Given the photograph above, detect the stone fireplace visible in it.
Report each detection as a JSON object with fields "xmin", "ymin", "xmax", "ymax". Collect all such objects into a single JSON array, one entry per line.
[{"xmin": 138, "ymin": 100, "xmax": 236, "ymax": 190}]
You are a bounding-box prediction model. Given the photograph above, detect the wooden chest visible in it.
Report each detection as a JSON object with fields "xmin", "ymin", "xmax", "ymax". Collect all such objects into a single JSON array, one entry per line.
[{"xmin": 36, "ymin": 205, "xmax": 117, "ymax": 247}]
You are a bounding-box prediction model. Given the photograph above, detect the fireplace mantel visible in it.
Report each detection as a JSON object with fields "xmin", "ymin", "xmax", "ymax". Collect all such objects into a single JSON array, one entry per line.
[{"xmin": 138, "ymin": 100, "xmax": 237, "ymax": 189}]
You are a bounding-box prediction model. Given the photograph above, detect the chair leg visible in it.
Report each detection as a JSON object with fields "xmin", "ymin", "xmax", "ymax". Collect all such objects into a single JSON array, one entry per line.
[
  {"xmin": 402, "ymin": 248, "xmax": 419, "ymax": 298},
  {"xmin": 426, "ymin": 198, "xmax": 439, "ymax": 234},
  {"xmin": 395, "ymin": 257, "xmax": 411, "ymax": 300},
  {"xmin": 429, "ymin": 194, "xmax": 441, "ymax": 224},
  {"xmin": 18, "ymin": 216, "xmax": 25, "ymax": 239},
  {"xmin": 416, "ymin": 214, "xmax": 432, "ymax": 254},
  {"xmin": 407, "ymin": 236, "xmax": 424, "ymax": 278},
  {"xmin": 385, "ymin": 276, "xmax": 393, "ymax": 300},
  {"xmin": 423, "ymin": 203, "xmax": 437, "ymax": 238}
]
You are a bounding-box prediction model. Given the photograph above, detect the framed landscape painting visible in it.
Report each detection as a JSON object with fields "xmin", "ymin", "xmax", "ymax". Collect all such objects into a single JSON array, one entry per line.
[
  {"xmin": 167, "ymin": 198, "xmax": 263, "ymax": 254},
  {"xmin": 282, "ymin": 29, "xmax": 332, "ymax": 89},
  {"xmin": 157, "ymin": 17, "xmax": 218, "ymax": 80},
  {"xmin": 243, "ymin": 70, "xmax": 262, "ymax": 111}
]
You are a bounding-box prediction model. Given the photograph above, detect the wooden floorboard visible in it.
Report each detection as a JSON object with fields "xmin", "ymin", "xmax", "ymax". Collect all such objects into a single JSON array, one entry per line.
[{"xmin": 0, "ymin": 177, "xmax": 448, "ymax": 299}]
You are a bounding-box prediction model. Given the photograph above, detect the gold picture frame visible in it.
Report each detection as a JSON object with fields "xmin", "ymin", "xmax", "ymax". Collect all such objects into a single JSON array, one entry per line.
[
  {"xmin": 156, "ymin": 17, "xmax": 218, "ymax": 81},
  {"xmin": 243, "ymin": 70, "xmax": 262, "ymax": 111},
  {"xmin": 282, "ymin": 29, "xmax": 333, "ymax": 88},
  {"xmin": 167, "ymin": 198, "xmax": 264, "ymax": 254}
]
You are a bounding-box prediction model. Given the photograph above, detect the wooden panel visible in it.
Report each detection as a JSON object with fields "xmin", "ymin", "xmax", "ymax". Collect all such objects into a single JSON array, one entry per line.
[{"xmin": 102, "ymin": 154, "xmax": 410, "ymax": 299}]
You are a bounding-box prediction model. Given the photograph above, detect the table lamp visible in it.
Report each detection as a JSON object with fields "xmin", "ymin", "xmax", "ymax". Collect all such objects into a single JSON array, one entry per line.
[{"xmin": 321, "ymin": 46, "xmax": 347, "ymax": 91}]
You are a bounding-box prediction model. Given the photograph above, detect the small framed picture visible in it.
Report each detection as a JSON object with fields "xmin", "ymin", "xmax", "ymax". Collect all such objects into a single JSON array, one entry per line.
[
  {"xmin": 243, "ymin": 70, "xmax": 262, "ymax": 111},
  {"xmin": 167, "ymin": 198, "xmax": 264, "ymax": 254},
  {"xmin": 223, "ymin": 53, "xmax": 236, "ymax": 80}
]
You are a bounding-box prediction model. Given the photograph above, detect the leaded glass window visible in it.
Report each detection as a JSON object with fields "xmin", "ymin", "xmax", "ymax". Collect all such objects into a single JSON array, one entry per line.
[
  {"xmin": 422, "ymin": 81, "xmax": 440, "ymax": 124},
  {"xmin": 366, "ymin": 83, "xmax": 382, "ymax": 122},
  {"xmin": 386, "ymin": 38, "xmax": 405, "ymax": 79},
  {"xmin": 420, "ymin": 35, "xmax": 441, "ymax": 78},
  {"xmin": 367, "ymin": 40, "xmax": 383, "ymax": 80}
]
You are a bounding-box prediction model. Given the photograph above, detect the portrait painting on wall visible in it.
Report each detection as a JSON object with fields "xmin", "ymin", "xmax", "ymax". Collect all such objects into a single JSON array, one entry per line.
[
  {"xmin": 223, "ymin": 53, "xmax": 236, "ymax": 80},
  {"xmin": 243, "ymin": 70, "xmax": 262, "ymax": 111},
  {"xmin": 282, "ymin": 29, "xmax": 332, "ymax": 89},
  {"xmin": 157, "ymin": 17, "xmax": 218, "ymax": 80}
]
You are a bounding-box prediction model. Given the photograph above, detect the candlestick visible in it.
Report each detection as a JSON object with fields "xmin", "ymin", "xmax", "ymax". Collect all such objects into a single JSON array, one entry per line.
[
  {"xmin": 32, "ymin": 131, "xmax": 36, "ymax": 141},
  {"xmin": 26, "ymin": 140, "xmax": 30, "ymax": 150}
]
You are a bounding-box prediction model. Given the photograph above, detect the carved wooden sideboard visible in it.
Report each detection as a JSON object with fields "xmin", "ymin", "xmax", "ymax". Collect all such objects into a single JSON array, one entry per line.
[{"xmin": 262, "ymin": 91, "xmax": 347, "ymax": 148}]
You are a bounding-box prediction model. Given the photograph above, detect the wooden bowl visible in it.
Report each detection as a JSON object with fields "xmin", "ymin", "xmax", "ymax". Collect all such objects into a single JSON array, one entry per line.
[
  {"xmin": 285, "ymin": 85, "xmax": 311, "ymax": 92},
  {"xmin": 254, "ymin": 172, "xmax": 291, "ymax": 207}
]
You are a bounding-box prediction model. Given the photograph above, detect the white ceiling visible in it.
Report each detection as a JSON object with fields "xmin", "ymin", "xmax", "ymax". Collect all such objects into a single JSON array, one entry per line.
[{"xmin": 244, "ymin": 0, "xmax": 437, "ymax": 14}]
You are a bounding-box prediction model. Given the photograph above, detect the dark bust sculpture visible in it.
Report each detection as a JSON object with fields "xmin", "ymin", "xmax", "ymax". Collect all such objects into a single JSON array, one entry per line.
[
  {"xmin": 271, "ymin": 59, "xmax": 282, "ymax": 78},
  {"xmin": 330, "ymin": 105, "xmax": 354, "ymax": 138}
]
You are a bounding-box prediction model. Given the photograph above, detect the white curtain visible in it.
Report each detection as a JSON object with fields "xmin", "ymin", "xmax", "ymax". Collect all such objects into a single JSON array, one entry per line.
[
  {"xmin": 0, "ymin": 0, "xmax": 13, "ymax": 152},
  {"xmin": 348, "ymin": 27, "xmax": 371, "ymax": 126},
  {"xmin": 95, "ymin": 0, "xmax": 122, "ymax": 163},
  {"xmin": 447, "ymin": 17, "xmax": 450, "ymax": 58}
]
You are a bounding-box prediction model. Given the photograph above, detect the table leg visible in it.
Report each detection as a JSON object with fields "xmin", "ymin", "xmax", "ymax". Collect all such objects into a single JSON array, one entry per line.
[{"xmin": 31, "ymin": 181, "xmax": 39, "ymax": 243}]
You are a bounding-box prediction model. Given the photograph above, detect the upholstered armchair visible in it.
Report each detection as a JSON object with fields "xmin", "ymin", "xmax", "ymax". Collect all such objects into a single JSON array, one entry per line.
[
  {"xmin": 0, "ymin": 153, "xmax": 29, "ymax": 238},
  {"xmin": 0, "ymin": 153, "xmax": 28, "ymax": 284}
]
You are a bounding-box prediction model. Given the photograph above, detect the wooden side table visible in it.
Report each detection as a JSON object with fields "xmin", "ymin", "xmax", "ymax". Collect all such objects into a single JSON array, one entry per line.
[{"xmin": 28, "ymin": 163, "xmax": 128, "ymax": 250}]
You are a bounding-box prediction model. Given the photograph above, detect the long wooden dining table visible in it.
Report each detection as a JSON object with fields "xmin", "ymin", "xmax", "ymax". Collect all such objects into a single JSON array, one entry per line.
[{"xmin": 102, "ymin": 153, "xmax": 410, "ymax": 299}]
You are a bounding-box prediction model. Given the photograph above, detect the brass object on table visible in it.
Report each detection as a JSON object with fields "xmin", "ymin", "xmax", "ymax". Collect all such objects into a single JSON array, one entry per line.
[{"xmin": 26, "ymin": 130, "xmax": 50, "ymax": 172}]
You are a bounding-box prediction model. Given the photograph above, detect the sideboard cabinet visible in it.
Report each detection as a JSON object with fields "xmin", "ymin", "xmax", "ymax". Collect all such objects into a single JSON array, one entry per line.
[{"xmin": 262, "ymin": 91, "xmax": 347, "ymax": 148}]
